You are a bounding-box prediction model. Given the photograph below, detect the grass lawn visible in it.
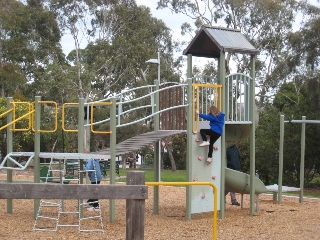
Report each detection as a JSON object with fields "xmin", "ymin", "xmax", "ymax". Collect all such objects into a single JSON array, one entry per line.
[
  {"xmin": 117, "ymin": 168, "xmax": 186, "ymax": 182},
  {"xmin": 116, "ymin": 168, "xmax": 320, "ymax": 198}
]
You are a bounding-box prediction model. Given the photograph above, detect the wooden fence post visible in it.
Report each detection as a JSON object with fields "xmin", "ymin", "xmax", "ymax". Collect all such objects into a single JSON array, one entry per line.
[{"xmin": 126, "ymin": 171, "xmax": 145, "ymax": 240}]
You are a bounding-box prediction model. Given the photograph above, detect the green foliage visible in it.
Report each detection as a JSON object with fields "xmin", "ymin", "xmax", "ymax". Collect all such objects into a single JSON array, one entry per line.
[
  {"xmin": 0, "ymin": 97, "xmax": 34, "ymax": 155},
  {"xmin": 0, "ymin": 0, "xmax": 64, "ymax": 99}
]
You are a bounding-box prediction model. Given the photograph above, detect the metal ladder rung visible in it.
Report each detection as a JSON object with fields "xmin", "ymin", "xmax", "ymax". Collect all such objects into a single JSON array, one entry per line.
[
  {"xmin": 39, "ymin": 204, "xmax": 60, "ymax": 207},
  {"xmin": 60, "ymin": 211, "xmax": 80, "ymax": 214},
  {"xmin": 49, "ymin": 169, "xmax": 64, "ymax": 172},
  {"xmin": 80, "ymin": 229, "xmax": 104, "ymax": 232},
  {"xmin": 80, "ymin": 215, "xmax": 101, "ymax": 220},
  {"xmin": 40, "ymin": 200, "xmax": 60, "ymax": 205},
  {"xmin": 37, "ymin": 216, "xmax": 58, "ymax": 220},
  {"xmin": 57, "ymin": 224, "xmax": 79, "ymax": 227},
  {"xmin": 33, "ymin": 228, "xmax": 57, "ymax": 232}
]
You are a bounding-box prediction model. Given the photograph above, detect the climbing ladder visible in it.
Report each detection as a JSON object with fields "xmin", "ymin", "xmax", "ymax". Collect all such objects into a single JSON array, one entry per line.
[{"xmin": 33, "ymin": 157, "xmax": 104, "ymax": 233}]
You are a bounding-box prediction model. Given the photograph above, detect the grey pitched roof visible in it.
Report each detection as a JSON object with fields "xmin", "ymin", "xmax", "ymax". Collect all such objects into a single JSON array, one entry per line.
[{"xmin": 183, "ymin": 25, "xmax": 260, "ymax": 58}]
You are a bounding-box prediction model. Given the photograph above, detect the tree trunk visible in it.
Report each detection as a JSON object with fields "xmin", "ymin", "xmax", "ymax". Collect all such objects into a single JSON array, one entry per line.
[{"xmin": 163, "ymin": 137, "xmax": 176, "ymax": 171}]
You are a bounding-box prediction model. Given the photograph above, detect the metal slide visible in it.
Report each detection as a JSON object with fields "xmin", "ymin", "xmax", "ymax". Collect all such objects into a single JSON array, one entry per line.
[
  {"xmin": 225, "ymin": 168, "xmax": 267, "ymax": 194},
  {"xmin": 224, "ymin": 114, "xmax": 267, "ymax": 195}
]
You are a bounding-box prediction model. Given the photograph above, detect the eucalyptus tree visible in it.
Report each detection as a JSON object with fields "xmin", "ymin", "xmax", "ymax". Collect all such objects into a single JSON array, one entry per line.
[
  {"xmin": 0, "ymin": 0, "xmax": 64, "ymax": 99},
  {"xmin": 157, "ymin": 0, "xmax": 301, "ymax": 104}
]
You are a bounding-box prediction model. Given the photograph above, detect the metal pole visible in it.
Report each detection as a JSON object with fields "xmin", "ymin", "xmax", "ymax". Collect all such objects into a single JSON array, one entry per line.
[
  {"xmin": 186, "ymin": 54, "xmax": 193, "ymax": 220},
  {"xmin": 153, "ymin": 79, "xmax": 160, "ymax": 214},
  {"xmin": 78, "ymin": 98, "xmax": 85, "ymax": 218},
  {"xmin": 6, "ymin": 97, "xmax": 13, "ymax": 213},
  {"xmin": 219, "ymin": 51, "xmax": 226, "ymax": 219},
  {"xmin": 34, "ymin": 96, "xmax": 41, "ymax": 218},
  {"xmin": 300, "ymin": 116, "xmax": 306, "ymax": 203},
  {"xmin": 157, "ymin": 51, "xmax": 160, "ymax": 84},
  {"xmin": 110, "ymin": 97, "xmax": 117, "ymax": 222},
  {"xmin": 278, "ymin": 115, "xmax": 284, "ymax": 204},
  {"xmin": 249, "ymin": 55, "xmax": 256, "ymax": 215}
]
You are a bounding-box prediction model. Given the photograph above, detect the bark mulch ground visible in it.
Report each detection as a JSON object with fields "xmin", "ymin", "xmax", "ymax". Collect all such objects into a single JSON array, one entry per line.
[{"xmin": 1, "ymin": 172, "xmax": 320, "ymax": 240}]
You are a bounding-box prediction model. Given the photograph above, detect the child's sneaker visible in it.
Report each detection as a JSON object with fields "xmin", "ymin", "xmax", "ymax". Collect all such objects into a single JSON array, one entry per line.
[
  {"xmin": 199, "ymin": 141, "xmax": 210, "ymax": 147},
  {"xmin": 206, "ymin": 157, "xmax": 212, "ymax": 163}
]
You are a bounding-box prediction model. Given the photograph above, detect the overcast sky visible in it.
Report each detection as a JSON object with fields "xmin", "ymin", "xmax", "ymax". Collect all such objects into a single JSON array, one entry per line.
[
  {"xmin": 60, "ymin": 0, "xmax": 319, "ymax": 70},
  {"xmin": 60, "ymin": 1, "xmax": 191, "ymax": 57}
]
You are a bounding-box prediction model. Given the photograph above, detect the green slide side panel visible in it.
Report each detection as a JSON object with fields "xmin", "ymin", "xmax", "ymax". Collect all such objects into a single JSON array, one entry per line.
[{"xmin": 225, "ymin": 168, "xmax": 267, "ymax": 194}]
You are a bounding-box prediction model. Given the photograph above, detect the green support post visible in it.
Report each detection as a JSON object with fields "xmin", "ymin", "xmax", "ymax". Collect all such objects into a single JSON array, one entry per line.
[
  {"xmin": 219, "ymin": 51, "xmax": 226, "ymax": 219},
  {"xmin": 34, "ymin": 96, "xmax": 41, "ymax": 218},
  {"xmin": 300, "ymin": 116, "xmax": 306, "ymax": 203},
  {"xmin": 153, "ymin": 79, "xmax": 160, "ymax": 214},
  {"xmin": 186, "ymin": 54, "xmax": 193, "ymax": 220},
  {"xmin": 110, "ymin": 97, "xmax": 117, "ymax": 222},
  {"xmin": 249, "ymin": 55, "xmax": 256, "ymax": 215},
  {"xmin": 278, "ymin": 115, "xmax": 284, "ymax": 204},
  {"xmin": 78, "ymin": 98, "xmax": 84, "ymax": 218},
  {"xmin": 6, "ymin": 97, "xmax": 13, "ymax": 213},
  {"xmin": 78, "ymin": 98, "xmax": 85, "ymax": 181}
]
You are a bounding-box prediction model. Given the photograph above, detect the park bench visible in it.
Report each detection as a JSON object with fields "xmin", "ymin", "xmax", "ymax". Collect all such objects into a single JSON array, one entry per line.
[
  {"xmin": 40, "ymin": 166, "xmax": 71, "ymax": 184},
  {"xmin": 100, "ymin": 161, "xmax": 120, "ymax": 177}
]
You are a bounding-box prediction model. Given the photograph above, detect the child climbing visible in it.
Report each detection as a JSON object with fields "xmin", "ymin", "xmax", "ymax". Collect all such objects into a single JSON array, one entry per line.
[{"xmin": 196, "ymin": 106, "xmax": 225, "ymax": 164}]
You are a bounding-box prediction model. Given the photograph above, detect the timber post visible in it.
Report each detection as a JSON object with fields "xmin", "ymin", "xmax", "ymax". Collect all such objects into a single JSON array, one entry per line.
[{"xmin": 126, "ymin": 171, "xmax": 146, "ymax": 240}]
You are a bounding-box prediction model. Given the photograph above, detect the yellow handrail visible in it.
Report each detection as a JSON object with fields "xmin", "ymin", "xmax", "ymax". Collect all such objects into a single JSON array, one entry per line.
[
  {"xmin": 37, "ymin": 101, "xmax": 58, "ymax": 133},
  {"xmin": 0, "ymin": 108, "xmax": 13, "ymax": 118},
  {"xmin": 146, "ymin": 181, "xmax": 218, "ymax": 240},
  {"xmin": 192, "ymin": 83, "xmax": 222, "ymax": 134},
  {"xmin": 0, "ymin": 110, "xmax": 35, "ymax": 131},
  {"xmin": 90, "ymin": 101, "xmax": 112, "ymax": 134},
  {"xmin": 62, "ymin": 103, "xmax": 78, "ymax": 132},
  {"xmin": 12, "ymin": 102, "xmax": 32, "ymax": 132}
]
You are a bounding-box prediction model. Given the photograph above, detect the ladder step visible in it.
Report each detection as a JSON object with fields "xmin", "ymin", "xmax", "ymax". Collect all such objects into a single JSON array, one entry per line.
[
  {"xmin": 49, "ymin": 169, "xmax": 64, "ymax": 172},
  {"xmin": 40, "ymin": 204, "xmax": 60, "ymax": 207},
  {"xmin": 40, "ymin": 201, "xmax": 60, "ymax": 206},
  {"xmin": 80, "ymin": 216, "xmax": 101, "ymax": 220},
  {"xmin": 60, "ymin": 211, "xmax": 80, "ymax": 214},
  {"xmin": 79, "ymin": 229, "xmax": 104, "ymax": 233},
  {"xmin": 37, "ymin": 216, "xmax": 58, "ymax": 220},
  {"xmin": 33, "ymin": 228, "xmax": 57, "ymax": 232},
  {"xmin": 57, "ymin": 224, "xmax": 79, "ymax": 227}
]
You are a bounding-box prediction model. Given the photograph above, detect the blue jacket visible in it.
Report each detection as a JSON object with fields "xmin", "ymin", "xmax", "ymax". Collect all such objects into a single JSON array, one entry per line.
[
  {"xmin": 199, "ymin": 112, "xmax": 225, "ymax": 135},
  {"xmin": 84, "ymin": 159, "xmax": 102, "ymax": 182}
]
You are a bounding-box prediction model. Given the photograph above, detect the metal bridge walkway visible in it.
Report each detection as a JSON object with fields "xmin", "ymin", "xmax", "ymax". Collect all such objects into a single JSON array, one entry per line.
[
  {"xmin": 0, "ymin": 130, "xmax": 186, "ymax": 171},
  {"xmin": 92, "ymin": 130, "xmax": 186, "ymax": 156}
]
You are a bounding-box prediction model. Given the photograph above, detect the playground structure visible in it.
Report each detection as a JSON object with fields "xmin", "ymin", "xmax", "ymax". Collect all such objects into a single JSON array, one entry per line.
[
  {"xmin": 277, "ymin": 115, "xmax": 319, "ymax": 204},
  {"xmin": 0, "ymin": 25, "xmax": 267, "ymax": 234}
]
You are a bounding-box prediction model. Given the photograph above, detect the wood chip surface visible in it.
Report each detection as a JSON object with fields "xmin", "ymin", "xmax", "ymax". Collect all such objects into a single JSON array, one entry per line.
[{"xmin": 1, "ymin": 173, "xmax": 320, "ymax": 239}]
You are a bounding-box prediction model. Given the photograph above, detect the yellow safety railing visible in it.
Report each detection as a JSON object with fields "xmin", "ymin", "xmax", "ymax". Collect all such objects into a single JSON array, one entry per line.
[
  {"xmin": 192, "ymin": 83, "xmax": 222, "ymax": 134},
  {"xmin": 90, "ymin": 101, "xmax": 112, "ymax": 134},
  {"xmin": 12, "ymin": 102, "xmax": 32, "ymax": 131},
  {"xmin": 37, "ymin": 101, "xmax": 58, "ymax": 133},
  {"xmin": 0, "ymin": 108, "xmax": 13, "ymax": 118},
  {"xmin": 62, "ymin": 103, "xmax": 78, "ymax": 132},
  {"xmin": 0, "ymin": 110, "xmax": 35, "ymax": 131},
  {"xmin": 146, "ymin": 181, "xmax": 218, "ymax": 240}
]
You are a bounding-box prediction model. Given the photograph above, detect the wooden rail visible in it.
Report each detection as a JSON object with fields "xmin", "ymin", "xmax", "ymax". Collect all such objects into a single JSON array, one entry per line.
[{"xmin": 0, "ymin": 171, "xmax": 147, "ymax": 240}]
